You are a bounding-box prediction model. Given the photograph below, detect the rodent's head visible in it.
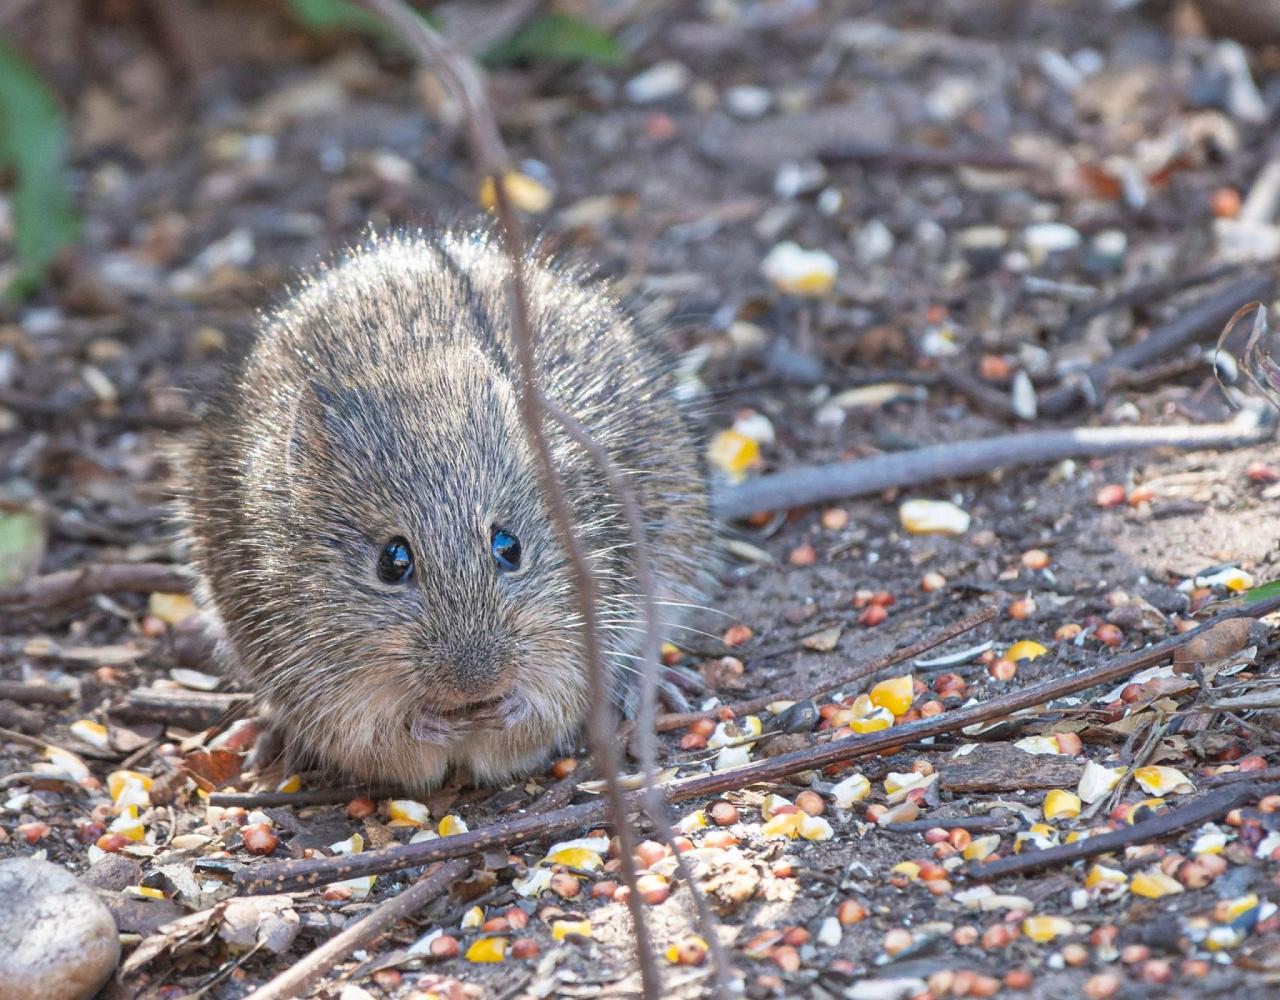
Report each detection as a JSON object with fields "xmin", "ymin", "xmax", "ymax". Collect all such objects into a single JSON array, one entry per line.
[{"xmin": 270, "ymin": 342, "xmax": 589, "ymax": 763}]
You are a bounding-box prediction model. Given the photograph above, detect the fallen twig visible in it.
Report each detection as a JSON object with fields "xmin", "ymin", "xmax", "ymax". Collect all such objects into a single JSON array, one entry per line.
[
  {"xmin": 356, "ymin": 1, "xmax": 662, "ymax": 994},
  {"xmin": 1039, "ymin": 270, "xmax": 1275, "ymax": 416},
  {"xmin": 655, "ymin": 605, "xmax": 997, "ymax": 731},
  {"xmin": 714, "ymin": 399, "xmax": 1275, "ymax": 518},
  {"xmin": 818, "ymin": 141, "xmax": 1030, "ymax": 172},
  {"xmin": 0, "ymin": 681, "xmax": 73, "ymax": 706},
  {"xmin": 0, "ymin": 561, "xmax": 191, "ymax": 609},
  {"xmin": 243, "ymin": 770, "xmax": 584, "ymax": 1000},
  {"xmin": 236, "ymin": 592, "xmax": 1280, "ymax": 894},
  {"xmin": 208, "ymin": 787, "xmax": 401, "ymax": 809},
  {"xmin": 966, "ymin": 783, "xmax": 1270, "ymax": 882}
]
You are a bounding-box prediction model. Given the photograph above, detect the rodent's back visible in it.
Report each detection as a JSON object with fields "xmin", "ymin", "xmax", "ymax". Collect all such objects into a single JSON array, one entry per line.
[{"xmin": 184, "ymin": 231, "xmax": 712, "ymax": 788}]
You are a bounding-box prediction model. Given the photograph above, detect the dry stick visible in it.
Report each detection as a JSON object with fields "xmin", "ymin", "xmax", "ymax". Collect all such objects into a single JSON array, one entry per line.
[
  {"xmin": 655, "ymin": 605, "xmax": 997, "ymax": 731},
  {"xmin": 714, "ymin": 399, "xmax": 1275, "ymax": 519},
  {"xmin": 209, "ymin": 787, "xmax": 400, "ymax": 809},
  {"xmin": 0, "ymin": 681, "xmax": 73, "ymax": 706},
  {"xmin": 236, "ymin": 591, "xmax": 1280, "ymax": 894},
  {"xmin": 0, "ymin": 562, "xmax": 191, "ymax": 609},
  {"xmin": 243, "ymin": 770, "xmax": 585, "ymax": 1000},
  {"xmin": 245, "ymin": 858, "xmax": 471, "ymax": 1000},
  {"xmin": 967, "ymin": 782, "xmax": 1270, "ymax": 882},
  {"xmin": 1057, "ymin": 263, "xmax": 1241, "ymax": 342},
  {"xmin": 1038, "ymin": 270, "xmax": 1276, "ymax": 417},
  {"xmin": 544, "ymin": 399, "xmax": 733, "ymax": 998},
  {"xmin": 355, "ymin": 2, "xmax": 661, "ymax": 995}
]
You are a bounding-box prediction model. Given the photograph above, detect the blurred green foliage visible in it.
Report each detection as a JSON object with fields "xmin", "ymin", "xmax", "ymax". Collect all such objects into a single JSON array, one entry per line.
[
  {"xmin": 482, "ymin": 14, "xmax": 625, "ymax": 66},
  {"xmin": 284, "ymin": 0, "xmax": 401, "ymax": 40},
  {"xmin": 0, "ymin": 2, "xmax": 623, "ymax": 298},
  {"xmin": 0, "ymin": 39, "xmax": 79, "ymax": 300},
  {"xmin": 284, "ymin": 0, "xmax": 623, "ymax": 65}
]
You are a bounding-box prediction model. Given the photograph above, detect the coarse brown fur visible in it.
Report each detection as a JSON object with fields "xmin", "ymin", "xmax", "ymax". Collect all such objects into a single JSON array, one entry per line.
[{"xmin": 181, "ymin": 230, "xmax": 713, "ymax": 790}]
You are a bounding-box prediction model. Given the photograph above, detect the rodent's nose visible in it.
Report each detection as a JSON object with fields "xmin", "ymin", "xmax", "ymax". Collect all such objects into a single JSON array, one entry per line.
[{"xmin": 440, "ymin": 642, "xmax": 507, "ymax": 704}]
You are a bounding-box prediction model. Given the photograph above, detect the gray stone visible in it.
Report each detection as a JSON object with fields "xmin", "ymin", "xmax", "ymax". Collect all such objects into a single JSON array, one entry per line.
[{"xmin": 0, "ymin": 857, "xmax": 121, "ymax": 1000}]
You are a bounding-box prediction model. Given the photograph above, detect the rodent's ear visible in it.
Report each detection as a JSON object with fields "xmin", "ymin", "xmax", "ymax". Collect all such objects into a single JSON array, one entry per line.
[{"xmin": 283, "ymin": 381, "xmax": 339, "ymax": 478}]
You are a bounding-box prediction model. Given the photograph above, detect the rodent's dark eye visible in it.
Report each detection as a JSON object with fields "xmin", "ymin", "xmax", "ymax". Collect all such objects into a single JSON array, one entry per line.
[
  {"xmin": 377, "ymin": 537, "xmax": 415, "ymax": 584},
  {"xmin": 490, "ymin": 528, "xmax": 522, "ymax": 573}
]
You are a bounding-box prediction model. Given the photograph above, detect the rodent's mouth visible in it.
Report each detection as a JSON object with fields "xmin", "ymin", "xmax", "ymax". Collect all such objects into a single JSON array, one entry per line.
[
  {"xmin": 438, "ymin": 696, "xmax": 504, "ymax": 720},
  {"xmin": 410, "ymin": 695, "xmax": 512, "ymax": 746}
]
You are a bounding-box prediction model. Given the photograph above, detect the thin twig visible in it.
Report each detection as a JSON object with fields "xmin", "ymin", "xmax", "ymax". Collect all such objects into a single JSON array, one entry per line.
[
  {"xmin": 715, "ymin": 399, "xmax": 1275, "ymax": 519},
  {"xmin": 208, "ymin": 787, "xmax": 400, "ymax": 809},
  {"xmin": 0, "ymin": 562, "xmax": 191, "ymax": 609},
  {"xmin": 967, "ymin": 783, "xmax": 1270, "ymax": 881},
  {"xmin": 236, "ymin": 592, "xmax": 1280, "ymax": 894},
  {"xmin": 355, "ymin": 1, "xmax": 661, "ymax": 994},
  {"xmin": 243, "ymin": 770, "xmax": 584, "ymax": 1000},
  {"xmin": 544, "ymin": 398, "xmax": 733, "ymax": 998},
  {"xmin": 1039, "ymin": 270, "xmax": 1275, "ymax": 416},
  {"xmin": 0, "ymin": 681, "xmax": 73, "ymax": 706}
]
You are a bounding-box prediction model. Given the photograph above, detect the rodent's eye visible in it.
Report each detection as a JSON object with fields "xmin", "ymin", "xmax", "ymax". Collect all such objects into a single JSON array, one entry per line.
[
  {"xmin": 490, "ymin": 528, "xmax": 522, "ymax": 573},
  {"xmin": 377, "ymin": 536, "xmax": 415, "ymax": 584}
]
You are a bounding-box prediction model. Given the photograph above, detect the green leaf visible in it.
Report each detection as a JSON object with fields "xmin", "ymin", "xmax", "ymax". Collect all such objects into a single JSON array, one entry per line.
[
  {"xmin": 1213, "ymin": 577, "xmax": 1280, "ymax": 613},
  {"xmin": 0, "ymin": 506, "xmax": 44, "ymax": 588},
  {"xmin": 283, "ymin": 0, "xmax": 389, "ymax": 35},
  {"xmin": 0, "ymin": 40, "xmax": 79, "ymax": 299},
  {"xmin": 483, "ymin": 14, "xmax": 625, "ymax": 67}
]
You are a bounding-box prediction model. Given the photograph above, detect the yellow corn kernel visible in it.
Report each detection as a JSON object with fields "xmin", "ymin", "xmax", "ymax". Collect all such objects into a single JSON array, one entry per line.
[
  {"xmin": 869, "ymin": 675, "xmax": 914, "ymax": 716},
  {"xmin": 108, "ymin": 769, "xmax": 153, "ymax": 806},
  {"xmin": 1133, "ymin": 765, "xmax": 1194, "ymax": 797},
  {"xmin": 831, "ymin": 773, "xmax": 871, "ymax": 808},
  {"xmin": 964, "ymin": 835, "xmax": 1001, "ymax": 862},
  {"xmin": 438, "ymin": 814, "xmax": 469, "ymax": 836},
  {"xmin": 1130, "ymin": 870, "xmax": 1183, "ymax": 898},
  {"xmin": 477, "ymin": 171, "xmax": 553, "ymax": 214},
  {"xmin": 849, "ymin": 708, "xmax": 894, "ymax": 734},
  {"xmin": 891, "ymin": 861, "xmax": 921, "ymax": 880},
  {"xmin": 1219, "ymin": 894, "xmax": 1258, "ymax": 923},
  {"xmin": 387, "ymin": 800, "xmax": 430, "ymax": 827},
  {"xmin": 707, "ymin": 429, "xmax": 761, "ymax": 479},
  {"xmin": 551, "ymin": 919, "xmax": 592, "ymax": 942},
  {"xmin": 122, "ymin": 885, "xmax": 166, "ymax": 900},
  {"xmin": 1043, "ymin": 789, "xmax": 1082, "ymax": 821},
  {"xmin": 761, "ymin": 242, "xmax": 838, "ymax": 295},
  {"xmin": 1085, "ymin": 864, "xmax": 1127, "ymax": 890},
  {"xmin": 899, "ymin": 499, "xmax": 971, "ymax": 536},
  {"xmin": 762, "ymin": 812, "xmax": 803, "ymax": 839},
  {"xmin": 799, "ymin": 815, "xmax": 833, "ymax": 841},
  {"xmin": 1006, "ymin": 640, "xmax": 1048, "ymax": 662},
  {"xmin": 1077, "ymin": 761, "xmax": 1123, "ymax": 804},
  {"xmin": 1022, "ymin": 915, "xmax": 1073, "ymax": 943},
  {"xmin": 275, "ymin": 774, "xmax": 302, "ymax": 794},
  {"xmin": 544, "ymin": 847, "xmax": 603, "ymax": 871},
  {"xmin": 70, "ymin": 720, "xmax": 109, "ymax": 751},
  {"xmin": 148, "ymin": 591, "xmax": 199, "ymax": 625},
  {"xmin": 460, "ymin": 905, "xmax": 483, "ymax": 929},
  {"xmin": 465, "ymin": 936, "xmax": 508, "ymax": 962}
]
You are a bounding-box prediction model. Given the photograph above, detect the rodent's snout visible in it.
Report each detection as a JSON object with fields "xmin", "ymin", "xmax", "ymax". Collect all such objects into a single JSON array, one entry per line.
[{"xmin": 426, "ymin": 639, "xmax": 513, "ymax": 711}]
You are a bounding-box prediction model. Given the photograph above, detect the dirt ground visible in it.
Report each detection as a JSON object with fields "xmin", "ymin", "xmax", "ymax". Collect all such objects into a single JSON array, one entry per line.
[{"xmin": 4, "ymin": 1, "xmax": 1280, "ymax": 998}]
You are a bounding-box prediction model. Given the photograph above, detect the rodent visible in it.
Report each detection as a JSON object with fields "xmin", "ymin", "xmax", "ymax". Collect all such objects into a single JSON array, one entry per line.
[{"xmin": 183, "ymin": 230, "xmax": 713, "ymax": 790}]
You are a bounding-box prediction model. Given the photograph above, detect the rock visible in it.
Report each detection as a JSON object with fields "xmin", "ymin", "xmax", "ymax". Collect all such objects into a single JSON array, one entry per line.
[
  {"xmin": 81, "ymin": 854, "xmax": 143, "ymax": 892},
  {"xmin": 0, "ymin": 857, "xmax": 121, "ymax": 1000},
  {"xmin": 624, "ymin": 60, "xmax": 690, "ymax": 104},
  {"xmin": 853, "ymin": 219, "xmax": 894, "ymax": 266},
  {"xmin": 1023, "ymin": 222, "xmax": 1081, "ymax": 267},
  {"xmin": 723, "ymin": 85, "xmax": 771, "ymax": 119}
]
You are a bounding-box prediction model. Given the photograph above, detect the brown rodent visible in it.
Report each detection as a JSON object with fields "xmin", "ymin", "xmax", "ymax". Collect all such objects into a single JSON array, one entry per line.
[{"xmin": 183, "ymin": 231, "xmax": 713, "ymax": 790}]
